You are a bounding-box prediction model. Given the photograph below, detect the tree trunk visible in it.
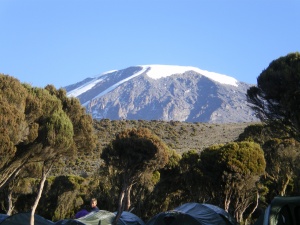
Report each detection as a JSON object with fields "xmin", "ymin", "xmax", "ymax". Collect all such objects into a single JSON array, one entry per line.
[
  {"xmin": 280, "ymin": 176, "xmax": 290, "ymax": 196},
  {"xmin": 114, "ymin": 183, "xmax": 127, "ymax": 225},
  {"xmin": 244, "ymin": 191, "xmax": 259, "ymax": 225},
  {"xmin": 224, "ymin": 191, "xmax": 232, "ymax": 212},
  {"xmin": 0, "ymin": 161, "xmax": 26, "ymax": 190},
  {"xmin": 5, "ymin": 170, "xmax": 20, "ymax": 215},
  {"xmin": 7, "ymin": 191, "xmax": 14, "ymax": 215},
  {"xmin": 30, "ymin": 162, "xmax": 53, "ymax": 225},
  {"xmin": 124, "ymin": 184, "xmax": 133, "ymax": 211}
]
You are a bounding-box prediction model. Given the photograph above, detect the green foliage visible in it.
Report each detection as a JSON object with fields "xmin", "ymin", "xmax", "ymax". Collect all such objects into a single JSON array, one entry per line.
[
  {"xmin": 0, "ymin": 74, "xmax": 28, "ymax": 168},
  {"xmin": 221, "ymin": 141, "xmax": 266, "ymax": 175},
  {"xmin": 101, "ymin": 128, "xmax": 170, "ymax": 178},
  {"xmin": 200, "ymin": 141, "xmax": 266, "ymax": 221},
  {"xmin": 45, "ymin": 110, "xmax": 74, "ymax": 150},
  {"xmin": 0, "ymin": 75, "xmax": 96, "ymax": 219},
  {"xmin": 247, "ymin": 52, "xmax": 300, "ymax": 140},
  {"xmin": 262, "ymin": 138, "xmax": 300, "ymax": 199},
  {"xmin": 101, "ymin": 127, "xmax": 170, "ymax": 216}
]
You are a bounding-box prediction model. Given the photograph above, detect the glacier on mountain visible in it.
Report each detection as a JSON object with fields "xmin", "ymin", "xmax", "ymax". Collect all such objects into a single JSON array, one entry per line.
[
  {"xmin": 65, "ymin": 65, "xmax": 258, "ymax": 123},
  {"xmin": 67, "ymin": 65, "xmax": 238, "ymax": 100},
  {"xmin": 141, "ymin": 65, "xmax": 238, "ymax": 86}
]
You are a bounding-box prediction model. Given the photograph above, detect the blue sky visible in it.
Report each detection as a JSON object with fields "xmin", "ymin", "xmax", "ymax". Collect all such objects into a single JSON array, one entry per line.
[{"xmin": 1, "ymin": 0, "xmax": 299, "ymax": 88}]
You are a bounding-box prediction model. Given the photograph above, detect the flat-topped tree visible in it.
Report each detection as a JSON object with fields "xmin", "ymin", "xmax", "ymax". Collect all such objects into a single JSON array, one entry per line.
[
  {"xmin": 247, "ymin": 52, "xmax": 300, "ymax": 141},
  {"xmin": 101, "ymin": 128, "xmax": 169, "ymax": 223}
]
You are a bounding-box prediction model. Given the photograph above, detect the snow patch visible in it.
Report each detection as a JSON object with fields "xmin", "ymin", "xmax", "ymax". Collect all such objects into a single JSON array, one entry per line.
[
  {"xmin": 141, "ymin": 64, "xmax": 238, "ymax": 86},
  {"xmin": 82, "ymin": 66, "xmax": 148, "ymax": 106},
  {"xmin": 67, "ymin": 70, "xmax": 117, "ymax": 98}
]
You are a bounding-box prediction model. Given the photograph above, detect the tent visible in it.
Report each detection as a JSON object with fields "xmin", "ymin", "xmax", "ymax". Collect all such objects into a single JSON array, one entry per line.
[
  {"xmin": 0, "ymin": 214, "xmax": 8, "ymax": 223},
  {"xmin": 0, "ymin": 212, "xmax": 54, "ymax": 225},
  {"xmin": 114, "ymin": 211, "xmax": 145, "ymax": 225},
  {"xmin": 55, "ymin": 210, "xmax": 145, "ymax": 225},
  {"xmin": 54, "ymin": 210, "xmax": 115, "ymax": 225},
  {"xmin": 254, "ymin": 196, "xmax": 300, "ymax": 225},
  {"xmin": 146, "ymin": 203, "xmax": 238, "ymax": 225}
]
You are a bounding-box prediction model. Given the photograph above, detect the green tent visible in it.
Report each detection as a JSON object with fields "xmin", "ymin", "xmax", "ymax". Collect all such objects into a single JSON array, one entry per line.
[
  {"xmin": 0, "ymin": 212, "xmax": 54, "ymax": 225},
  {"xmin": 55, "ymin": 210, "xmax": 145, "ymax": 225},
  {"xmin": 55, "ymin": 210, "xmax": 115, "ymax": 225},
  {"xmin": 254, "ymin": 196, "xmax": 300, "ymax": 225},
  {"xmin": 146, "ymin": 203, "xmax": 237, "ymax": 225}
]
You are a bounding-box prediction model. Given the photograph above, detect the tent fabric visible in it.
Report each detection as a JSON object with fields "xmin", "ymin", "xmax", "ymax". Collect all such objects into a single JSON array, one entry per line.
[
  {"xmin": 77, "ymin": 210, "xmax": 115, "ymax": 225},
  {"xmin": 55, "ymin": 211, "xmax": 145, "ymax": 225},
  {"xmin": 55, "ymin": 210, "xmax": 115, "ymax": 225},
  {"xmin": 113, "ymin": 211, "xmax": 146, "ymax": 225},
  {"xmin": 202, "ymin": 203, "xmax": 237, "ymax": 225},
  {"xmin": 0, "ymin": 212, "xmax": 54, "ymax": 225},
  {"xmin": 54, "ymin": 219, "xmax": 86, "ymax": 225},
  {"xmin": 254, "ymin": 196, "xmax": 300, "ymax": 225},
  {"xmin": 75, "ymin": 209, "xmax": 90, "ymax": 219},
  {"xmin": 0, "ymin": 214, "xmax": 8, "ymax": 223},
  {"xmin": 146, "ymin": 203, "xmax": 236, "ymax": 225}
]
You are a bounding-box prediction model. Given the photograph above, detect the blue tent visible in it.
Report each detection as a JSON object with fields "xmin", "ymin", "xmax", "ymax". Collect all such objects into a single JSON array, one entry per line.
[
  {"xmin": 0, "ymin": 214, "xmax": 8, "ymax": 223},
  {"xmin": 0, "ymin": 212, "xmax": 54, "ymax": 225},
  {"xmin": 146, "ymin": 203, "xmax": 237, "ymax": 225},
  {"xmin": 114, "ymin": 211, "xmax": 145, "ymax": 225}
]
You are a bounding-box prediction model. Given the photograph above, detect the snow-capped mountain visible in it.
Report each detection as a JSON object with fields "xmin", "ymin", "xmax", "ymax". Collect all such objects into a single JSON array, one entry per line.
[{"xmin": 65, "ymin": 65, "xmax": 258, "ymax": 123}]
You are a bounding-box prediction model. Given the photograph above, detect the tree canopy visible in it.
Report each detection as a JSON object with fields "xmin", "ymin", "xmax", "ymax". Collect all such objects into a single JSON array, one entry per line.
[
  {"xmin": 0, "ymin": 74, "xmax": 97, "ymax": 222},
  {"xmin": 200, "ymin": 141, "xmax": 266, "ymax": 222},
  {"xmin": 101, "ymin": 127, "xmax": 170, "ymax": 222},
  {"xmin": 247, "ymin": 52, "xmax": 300, "ymax": 139}
]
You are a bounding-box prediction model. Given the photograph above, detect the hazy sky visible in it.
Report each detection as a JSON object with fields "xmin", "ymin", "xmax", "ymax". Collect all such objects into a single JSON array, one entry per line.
[{"xmin": 1, "ymin": 0, "xmax": 299, "ymax": 88}]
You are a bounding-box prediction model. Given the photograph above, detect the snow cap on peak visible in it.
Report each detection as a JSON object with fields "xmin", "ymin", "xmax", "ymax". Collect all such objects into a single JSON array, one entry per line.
[{"xmin": 140, "ymin": 64, "xmax": 238, "ymax": 86}]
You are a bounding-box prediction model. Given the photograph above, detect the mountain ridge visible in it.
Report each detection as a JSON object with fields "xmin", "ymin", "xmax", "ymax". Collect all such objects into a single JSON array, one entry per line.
[{"xmin": 65, "ymin": 65, "xmax": 258, "ymax": 123}]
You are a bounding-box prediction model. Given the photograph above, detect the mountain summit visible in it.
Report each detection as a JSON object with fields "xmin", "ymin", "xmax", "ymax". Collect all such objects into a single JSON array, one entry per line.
[{"xmin": 65, "ymin": 65, "xmax": 258, "ymax": 123}]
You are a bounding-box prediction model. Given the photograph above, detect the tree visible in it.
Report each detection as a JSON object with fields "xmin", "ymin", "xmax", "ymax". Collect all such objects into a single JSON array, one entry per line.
[
  {"xmin": 247, "ymin": 52, "xmax": 300, "ymax": 140},
  {"xmin": 263, "ymin": 138, "xmax": 300, "ymax": 197},
  {"xmin": 0, "ymin": 75, "xmax": 31, "ymax": 187},
  {"xmin": 178, "ymin": 150, "xmax": 206, "ymax": 202},
  {"xmin": 101, "ymin": 128, "xmax": 169, "ymax": 223},
  {"xmin": 200, "ymin": 141, "xmax": 266, "ymax": 223},
  {"xmin": 0, "ymin": 75, "xmax": 96, "ymax": 224}
]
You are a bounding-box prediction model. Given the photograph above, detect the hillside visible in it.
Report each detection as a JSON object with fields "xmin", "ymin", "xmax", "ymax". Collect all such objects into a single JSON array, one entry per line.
[
  {"xmin": 94, "ymin": 119, "xmax": 257, "ymax": 153},
  {"xmin": 63, "ymin": 119, "xmax": 259, "ymax": 176}
]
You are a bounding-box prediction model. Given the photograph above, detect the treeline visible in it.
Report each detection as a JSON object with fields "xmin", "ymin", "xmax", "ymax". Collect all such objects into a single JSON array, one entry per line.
[{"xmin": 1, "ymin": 52, "xmax": 300, "ymax": 225}]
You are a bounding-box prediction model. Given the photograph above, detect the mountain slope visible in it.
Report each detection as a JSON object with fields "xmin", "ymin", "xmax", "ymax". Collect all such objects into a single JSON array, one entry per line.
[{"xmin": 65, "ymin": 65, "xmax": 258, "ymax": 123}]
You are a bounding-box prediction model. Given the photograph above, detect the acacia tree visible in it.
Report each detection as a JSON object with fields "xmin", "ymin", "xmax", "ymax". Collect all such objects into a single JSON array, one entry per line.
[
  {"xmin": 247, "ymin": 52, "xmax": 300, "ymax": 140},
  {"xmin": 200, "ymin": 141, "xmax": 266, "ymax": 223},
  {"xmin": 101, "ymin": 128, "xmax": 169, "ymax": 223}
]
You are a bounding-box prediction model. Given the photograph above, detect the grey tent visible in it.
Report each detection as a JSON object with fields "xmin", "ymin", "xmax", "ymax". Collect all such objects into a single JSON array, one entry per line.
[
  {"xmin": 0, "ymin": 212, "xmax": 54, "ymax": 225},
  {"xmin": 113, "ymin": 211, "xmax": 145, "ymax": 225},
  {"xmin": 146, "ymin": 203, "xmax": 237, "ymax": 225},
  {"xmin": 254, "ymin": 196, "xmax": 300, "ymax": 225}
]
